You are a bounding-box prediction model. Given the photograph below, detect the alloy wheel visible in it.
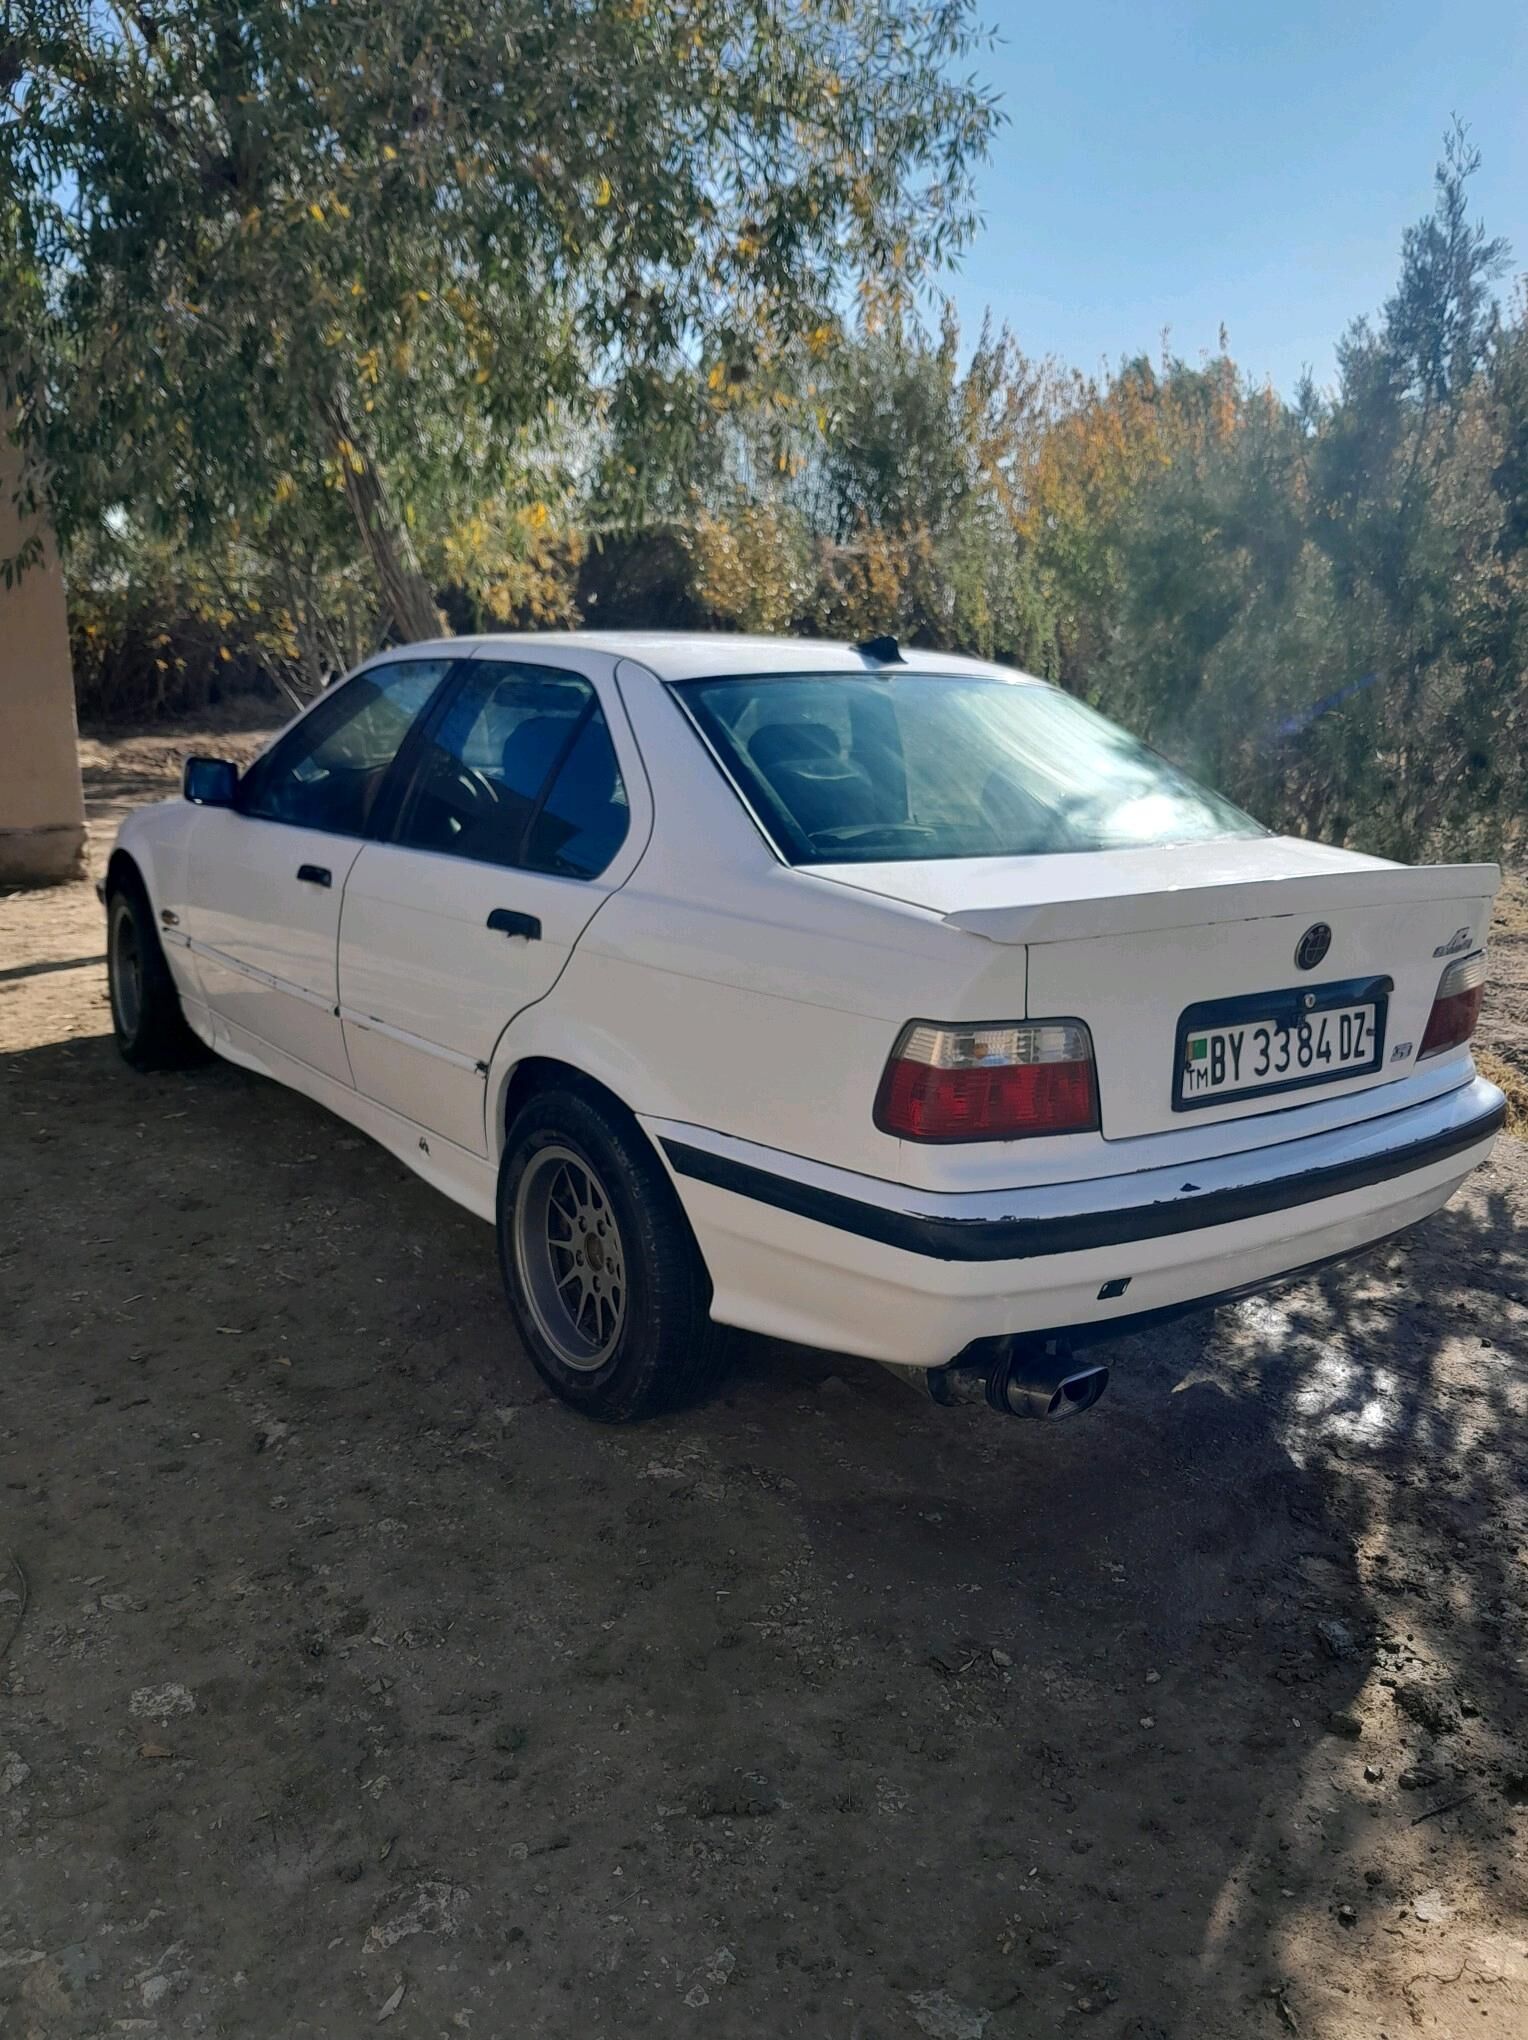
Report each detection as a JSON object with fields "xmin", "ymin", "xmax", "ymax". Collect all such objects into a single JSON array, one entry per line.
[{"xmin": 513, "ymin": 1143, "xmax": 629, "ymax": 1370}]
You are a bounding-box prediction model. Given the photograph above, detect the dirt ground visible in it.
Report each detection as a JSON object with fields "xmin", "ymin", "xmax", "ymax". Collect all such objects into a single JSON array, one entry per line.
[{"xmin": 2, "ymin": 715, "xmax": 1526, "ymax": 2040}]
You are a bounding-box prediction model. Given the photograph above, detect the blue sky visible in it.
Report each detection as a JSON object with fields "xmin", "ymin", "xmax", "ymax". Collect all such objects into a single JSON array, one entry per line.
[{"xmin": 939, "ymin": 0, "xmax": 1528, "ymax": 394}]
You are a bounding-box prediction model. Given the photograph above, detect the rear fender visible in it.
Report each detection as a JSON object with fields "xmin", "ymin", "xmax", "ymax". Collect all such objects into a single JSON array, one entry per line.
[{"xmin": 483, "ymin": 1005, "xmax": 663, "ymax": 1164}]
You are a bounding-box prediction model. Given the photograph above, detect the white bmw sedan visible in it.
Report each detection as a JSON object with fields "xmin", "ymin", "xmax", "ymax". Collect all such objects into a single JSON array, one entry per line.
[{"xmin": 104, "ymin": 633, "xmax": 1505, "ymax": 1423}]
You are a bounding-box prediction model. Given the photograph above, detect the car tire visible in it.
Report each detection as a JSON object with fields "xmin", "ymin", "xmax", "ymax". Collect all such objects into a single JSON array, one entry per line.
[
  {"xmin": 106, "ymin": 875, "xmax": 208, "ymax": 1071},
  {"xmin": 497, "ymin": 1083, "xmax": 727, "ymax": 1421}
]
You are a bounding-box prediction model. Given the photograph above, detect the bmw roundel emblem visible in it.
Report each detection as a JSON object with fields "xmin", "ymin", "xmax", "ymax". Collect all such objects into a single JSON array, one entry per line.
[{"xmin": 1295, "ymin": 922, "xmax": 1332, "ymax": 971}]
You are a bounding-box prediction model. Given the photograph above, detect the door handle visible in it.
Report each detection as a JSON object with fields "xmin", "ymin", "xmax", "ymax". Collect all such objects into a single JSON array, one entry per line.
[
  {"xmin": 487, "ymin": 908, "xmax": 541, "ymax": 941},
  {"xmin": 297, "ymin": 863, "xmax": 332, "ymax": 887}
]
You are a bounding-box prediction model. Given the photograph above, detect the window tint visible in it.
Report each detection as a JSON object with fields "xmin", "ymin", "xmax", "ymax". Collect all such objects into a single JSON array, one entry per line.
[
  {"xmin": 241, "ymin": 660, "xmax": 451, "ymax": 836},
  {"xmin": 523, "ymin": 712, "xmax": 630, "ymax": 879},
  {"xmin": 675, "ymin": 672, "xmax": 1265, "ymax": 864},
  {"xmin": 393, "ymin": 661, "xmax": 629, "ymax": 878}
]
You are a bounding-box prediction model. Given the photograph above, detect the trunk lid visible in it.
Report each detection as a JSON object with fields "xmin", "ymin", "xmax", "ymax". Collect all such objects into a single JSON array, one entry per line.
[{"xmin": 804, "ymin": 840, "xmax": 1499, "ymax": 1139}]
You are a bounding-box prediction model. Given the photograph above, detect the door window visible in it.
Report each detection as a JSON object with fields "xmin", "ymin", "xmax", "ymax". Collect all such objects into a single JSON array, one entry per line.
[
  {"xmin": 392, "ymin": 662, "xmax": 629, "ymax": 878},
  {"xmin": 521, "ymin": 711, "xmax": 631, "ymax": 879},
  {"xmin": 239, "ymin": 660, "xmax": 453, "ymax": 836}
]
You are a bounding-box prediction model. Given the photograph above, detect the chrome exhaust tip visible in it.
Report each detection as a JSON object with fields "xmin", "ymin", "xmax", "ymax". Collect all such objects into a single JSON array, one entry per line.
[
  {"xmin": 884, "ymin": 1338, "xmax": 1111, "ymax": 1420},
  {"xmin": 987, "ymin": 1348, "xmax": 1110, "ymax": 1419}
]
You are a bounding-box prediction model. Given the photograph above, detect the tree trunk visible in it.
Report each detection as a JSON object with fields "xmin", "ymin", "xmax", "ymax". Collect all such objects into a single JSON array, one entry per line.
[{"xmin": 320, "ymin": 393, "xmax": 444, "ymax": 644}]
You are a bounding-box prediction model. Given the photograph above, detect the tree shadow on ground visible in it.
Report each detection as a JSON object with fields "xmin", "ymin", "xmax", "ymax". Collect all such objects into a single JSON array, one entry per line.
[{"xmin": 1, "ymin": 1029, "xmax": 1523, "ymax": 2038}]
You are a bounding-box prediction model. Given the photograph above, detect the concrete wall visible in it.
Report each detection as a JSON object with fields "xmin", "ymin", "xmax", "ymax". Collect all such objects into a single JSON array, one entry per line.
[{"xmin": 0, "ymin": 431, "xmax": 86, "ymax": 886}]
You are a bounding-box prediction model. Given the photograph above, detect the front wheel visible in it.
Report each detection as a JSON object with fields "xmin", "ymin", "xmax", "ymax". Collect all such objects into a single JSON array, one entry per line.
[
  {"xmin": 107, "ymin": 879, "xmax": 206, "ymax": 1071},
  {"xmin": 497, "ymin": 1085, "xmax": 726, "ymax": 1421}
]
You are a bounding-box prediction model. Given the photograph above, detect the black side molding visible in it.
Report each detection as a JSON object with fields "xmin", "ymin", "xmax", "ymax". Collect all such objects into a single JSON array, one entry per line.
[{"xmin": 659, "ymin": 1099, "xmax": 1506, "ymax": 1264}]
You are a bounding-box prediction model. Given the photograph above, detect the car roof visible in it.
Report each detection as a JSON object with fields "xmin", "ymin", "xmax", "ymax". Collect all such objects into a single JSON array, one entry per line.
[{"xmin": 367, "ymin": 631, "xmax": 1042, "ymax": 686}]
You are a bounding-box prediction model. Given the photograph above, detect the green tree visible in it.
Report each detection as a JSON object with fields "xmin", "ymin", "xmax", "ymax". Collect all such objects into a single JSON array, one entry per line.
[
  {"xmin": 1298, "ymin": 123, "xmax": 1514, "ymax": 848},
  {"xmin": 3, "ymin": 0, "xmax": 999, "ymax": 640},
  {"xmin": 1013, "ymin": 128, "xmax": 1520, "ymax": 861}
]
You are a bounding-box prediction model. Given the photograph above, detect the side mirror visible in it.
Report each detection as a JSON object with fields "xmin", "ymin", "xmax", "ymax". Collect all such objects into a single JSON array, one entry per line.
[{"xmin": 183, "ymin": 755, "xmax": 240, "ymax": 807}]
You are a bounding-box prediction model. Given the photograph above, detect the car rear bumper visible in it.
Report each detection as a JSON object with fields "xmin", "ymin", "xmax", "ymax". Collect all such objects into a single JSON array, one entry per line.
[{"xmin": 646, "ymin": 1075, "xmax": 1506, "ymax": 1367}]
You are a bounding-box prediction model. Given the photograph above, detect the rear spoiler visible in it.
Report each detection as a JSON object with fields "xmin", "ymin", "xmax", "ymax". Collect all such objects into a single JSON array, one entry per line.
[{"xmin": 943, "ymin": 863, "xmax": 1501, "ymax": 947}]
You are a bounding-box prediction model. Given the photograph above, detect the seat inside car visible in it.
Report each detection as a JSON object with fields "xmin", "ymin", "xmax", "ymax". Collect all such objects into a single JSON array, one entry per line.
[
  {"xmin": 500, "ymin": 712, "xmax": 578, "ymax": 799},
  {"xmin": 747, "ymin": 719, "xmax": 880, "ymax": 838},
  {"xmin": 498, "ymin": 706, "xmax": 629, "ymax": 874}
]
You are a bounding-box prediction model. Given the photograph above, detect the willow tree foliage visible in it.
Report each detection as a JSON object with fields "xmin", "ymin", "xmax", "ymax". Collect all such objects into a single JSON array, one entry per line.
[{"xmin": 3, "ymin": 0, "xmax": 999, "ymax": 641}]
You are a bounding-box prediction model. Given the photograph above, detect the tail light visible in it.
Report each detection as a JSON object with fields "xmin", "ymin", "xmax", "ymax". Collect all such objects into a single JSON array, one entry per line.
[
  {"xmin": 875, "ymin": 1020, "xmax": 1099, "ymax": 1142},
  {"xmin": 1419, "ymin": 951, "xmax": 1486, "ymax": 1059}
]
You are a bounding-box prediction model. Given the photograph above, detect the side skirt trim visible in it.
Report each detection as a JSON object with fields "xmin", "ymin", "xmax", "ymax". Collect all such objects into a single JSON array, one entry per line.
[
  {"xmin": 180, "ymin": 933, "xmax": 337, "ymax": 1016},
  {"xmin": 659, "ymin": 1102, "xmax": 1505, "ymax": 1264}
]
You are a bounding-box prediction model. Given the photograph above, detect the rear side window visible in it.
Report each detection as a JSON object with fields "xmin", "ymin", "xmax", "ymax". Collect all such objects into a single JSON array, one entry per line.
[
  {"xmin": 674, "ymin": 671, "xmax": 1264, "ymax": 864},
  {"xmin": 523, "ymin": 712, "xmax": 630, "ymax": 879},
  {"xmin": 392, "ymin": 661, "xmax": 629, "ymax": 878}
]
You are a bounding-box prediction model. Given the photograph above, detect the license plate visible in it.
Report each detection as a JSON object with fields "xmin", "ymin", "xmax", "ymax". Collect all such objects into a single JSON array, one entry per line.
[{"xmin": 1180, "ymin": 1003, "xmax": 1378, "ymax": 1104}]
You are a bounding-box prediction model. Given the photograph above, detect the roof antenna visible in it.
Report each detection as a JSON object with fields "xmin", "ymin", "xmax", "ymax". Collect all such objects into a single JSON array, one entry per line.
[{"xmin": 856, "ymin": 633, "xmax": 904, "ymax": 665}]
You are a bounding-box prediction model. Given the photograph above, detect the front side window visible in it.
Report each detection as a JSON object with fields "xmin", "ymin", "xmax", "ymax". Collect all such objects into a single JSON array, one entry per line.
[
  {"xmin": 392, "ymin": 661, "xmax": 629, "ymax": 878},
  {"xmin": 240, "ymin": 659, "xmax": 453, "ymax": 836},
  {"xmin": 674, "ymin": 672, "xmax": 1265, "ymax": 864}
]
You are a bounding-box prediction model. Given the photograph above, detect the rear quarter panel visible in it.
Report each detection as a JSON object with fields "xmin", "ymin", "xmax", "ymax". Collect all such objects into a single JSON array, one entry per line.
[{"xmin": 486, "ymin": 859, "xmax": 1026, "ymax": 1181}]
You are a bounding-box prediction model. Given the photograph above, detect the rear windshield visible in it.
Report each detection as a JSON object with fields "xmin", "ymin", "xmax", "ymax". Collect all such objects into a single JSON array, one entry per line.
[{"xmin": 673, "ymin": 671, "xmax": 1265, "ymax": 864}]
